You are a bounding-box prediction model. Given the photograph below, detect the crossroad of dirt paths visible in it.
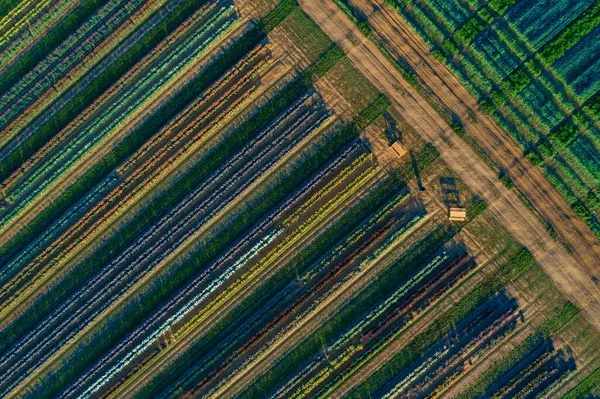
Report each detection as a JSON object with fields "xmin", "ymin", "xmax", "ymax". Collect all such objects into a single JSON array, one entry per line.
[{"xmin": 299, "ymin": 0, "xmax": 600, "ymax": 334}]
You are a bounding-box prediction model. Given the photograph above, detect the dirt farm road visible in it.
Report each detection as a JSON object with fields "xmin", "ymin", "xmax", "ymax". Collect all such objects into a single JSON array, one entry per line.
[
  {"xmin": 347, "ymin": 0, "xmax": 600, "ymax": 270},
  {"xmin": 299, "ymin": 0, "xmax": 600, "ymax": 332}
]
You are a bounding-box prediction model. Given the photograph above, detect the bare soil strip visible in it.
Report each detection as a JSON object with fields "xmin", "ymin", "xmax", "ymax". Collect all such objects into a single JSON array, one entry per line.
[{"xmin": 298, "ymin": 0, "xmax": 600, "ymax": 333}]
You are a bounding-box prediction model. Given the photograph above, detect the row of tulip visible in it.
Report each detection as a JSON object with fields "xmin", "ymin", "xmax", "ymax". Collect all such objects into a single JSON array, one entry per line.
[
  {"xmin": 0, "ymin": 7, "xmax": 240, "ymax": 310},
  {"xmin": 329, "ymin": 250, "xmax": 450, "ymax": 352},
  {"xmin": 381, "ymin": 300, "xmax": 519, "ymax": 397},
  {"xmin": 0, "ymin": 0, "xmax": 73, "ymax": 66},
  {"xmin": 50, "ymin": 99, "xmax": 330, "ymax": 398},
  {"xmin": 87, "ymin": 129, "xmax": 353, "ymax": 395},
  {"xmin": 361, "ymin": 254, "xmax": 474, "ymax": 344},
  {"xmin": 175, "ymin": 170, "xmax": 383, "ymax": 394},
  {"xmin": 284, "ymin": 152, "xmax": 371, "ymax": 226},
  {"xmin": 117, "ymin": 42, "xmax": 268, "ymax": 180},
  {"xmin": 0, "ymin": 0, "xmax": 141, "ymax": 127},
  {"xmin": 0, "ymin": 173, "xmax": 120, "ymax": 291},
  {"xmin": 259, "ymin": 216, "xmax": 410, "ymax": 397},
  {"xmin": 0, "ymin": 10, "xmax": 238, "ymax": 275},
  {"xmin": 418, "ymin": 310, "xmax": 521, "ymax": 397},
  {"xmin": 291, "ymin": 345, "xmax": 363, "ymax": 399},
  {"xmin": 0, "ymin": 0, "xmax": 54, "ymax": 45},
  {"xmin": 264, "ymin": 182, "xmax": 401, "ymax": 399},
  {"xmin": 0, "ymin": 48, "xmax": 249, "ymax": 312},
  {"xmin": 0, "ymin": 95, "xmax": 321, "ymax": 395},
  {"xmin": 2, "ymin": 4, "xmax": 236, "ymax": 212},
  {"xmin": 0, "ymin": 0, "xmax": 172, "ymax": 150},
  {"xmin": 201, "ymin": 175, "xmax": 403, "ymax": 397},
  {"xmin": 0, "ymin": 0, "xmax": 222, "ymax": 193},
  {"xmin": 306, "ymin": 189, "xmax": 410, "ymax": 280},
  {"xmin": 0, "ymin": 57, "xmax": 299, "ymax": 342}
]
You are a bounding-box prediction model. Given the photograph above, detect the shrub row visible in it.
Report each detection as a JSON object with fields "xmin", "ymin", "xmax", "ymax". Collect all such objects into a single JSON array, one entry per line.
[{"xmin": 538, "ymin": 1, "xmax": 600, "ymax": 64}]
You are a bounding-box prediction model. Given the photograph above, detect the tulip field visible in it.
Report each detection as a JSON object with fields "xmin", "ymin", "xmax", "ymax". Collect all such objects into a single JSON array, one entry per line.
[
  {"xmin": 385, "ymin": 0, "xmax": 600, "ymax": 240},
  {"xmin": 2, "ymin": 0, "xmax": 600, "ymax": 398}
]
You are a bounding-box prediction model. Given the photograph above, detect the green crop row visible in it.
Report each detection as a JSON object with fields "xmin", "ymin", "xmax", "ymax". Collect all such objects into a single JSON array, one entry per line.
[
  {"xmin": 386, "ymin": 0, "xmax": 600, "ymax": 228},
  {"xmin": 0, "ymin": 0, "xmax": 106, "ymax": 96},
  {"xmin": 0, "ymin": 0, "xmax": 211, "ymax": 182},
  {"xmin": 487, "ymin": 0, "xmax": 517, "ymax": 16},
  {"xmin": 354, "ymin": 94, "xmax": 391, "ymax": 131},
  {"xmin": 584, "ymin": 90, "xmax": 600, "ymax": 122},
  {"xmin": 503, "ymin": 69, "xmax": 530, "ymax": 97},
  {"xmin": 0, "ymin": 67, "xmax": 306, "ymax": 355},
  {"xmin": 454, "ymin": 18, "xmax": 484, "ymax": 46},
  {"xmin": 0, "ymin": 25, "xmax": 263, "ymax": 264},
  {"xmin": 539, "ymin": 1, "xmax": 600, "ymax": 65},
  {"xmin": 139, "ymin": 174, "xmax": 406, "ymax": 399},
  {"xmin": 303, "ymin": 44, "xmax": 346, "ymax": 83},
  {"xmin": 348, "ymin": 246, "xmax": 534, "ymax": 398},
  {"xmin": 260, "ymin": 0, "xmax": 298, "ymax": 32}
]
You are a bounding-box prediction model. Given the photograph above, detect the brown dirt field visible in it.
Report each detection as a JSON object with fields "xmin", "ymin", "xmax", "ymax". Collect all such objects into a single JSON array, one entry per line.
[
  {"xmin": 314, "ymin": 57, "xmax": 379, "ymax": 121},
  {"xmin": 299, "ymin": 0, "xmax": 600, "ymax": 334},
  {"xmin": 235, "ymin": 0, "xmax": 278, "ymax": 20}
]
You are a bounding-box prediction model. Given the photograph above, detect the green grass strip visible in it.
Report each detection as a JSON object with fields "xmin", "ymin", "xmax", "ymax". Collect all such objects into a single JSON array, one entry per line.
[
  {"xmin": 304, "ymin": 45, "xmax": 346, "ymax": 83},
  {"xmin": 354, "ymin": 94, "xmax": 391, "ymax": 131},
  {"xmin": 564, "ymin": 365, "xmax": 600, "ymax": 399},
  {"xmin": 260, "ymin": 0, "xmax": 298, "ymax": 32}
]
